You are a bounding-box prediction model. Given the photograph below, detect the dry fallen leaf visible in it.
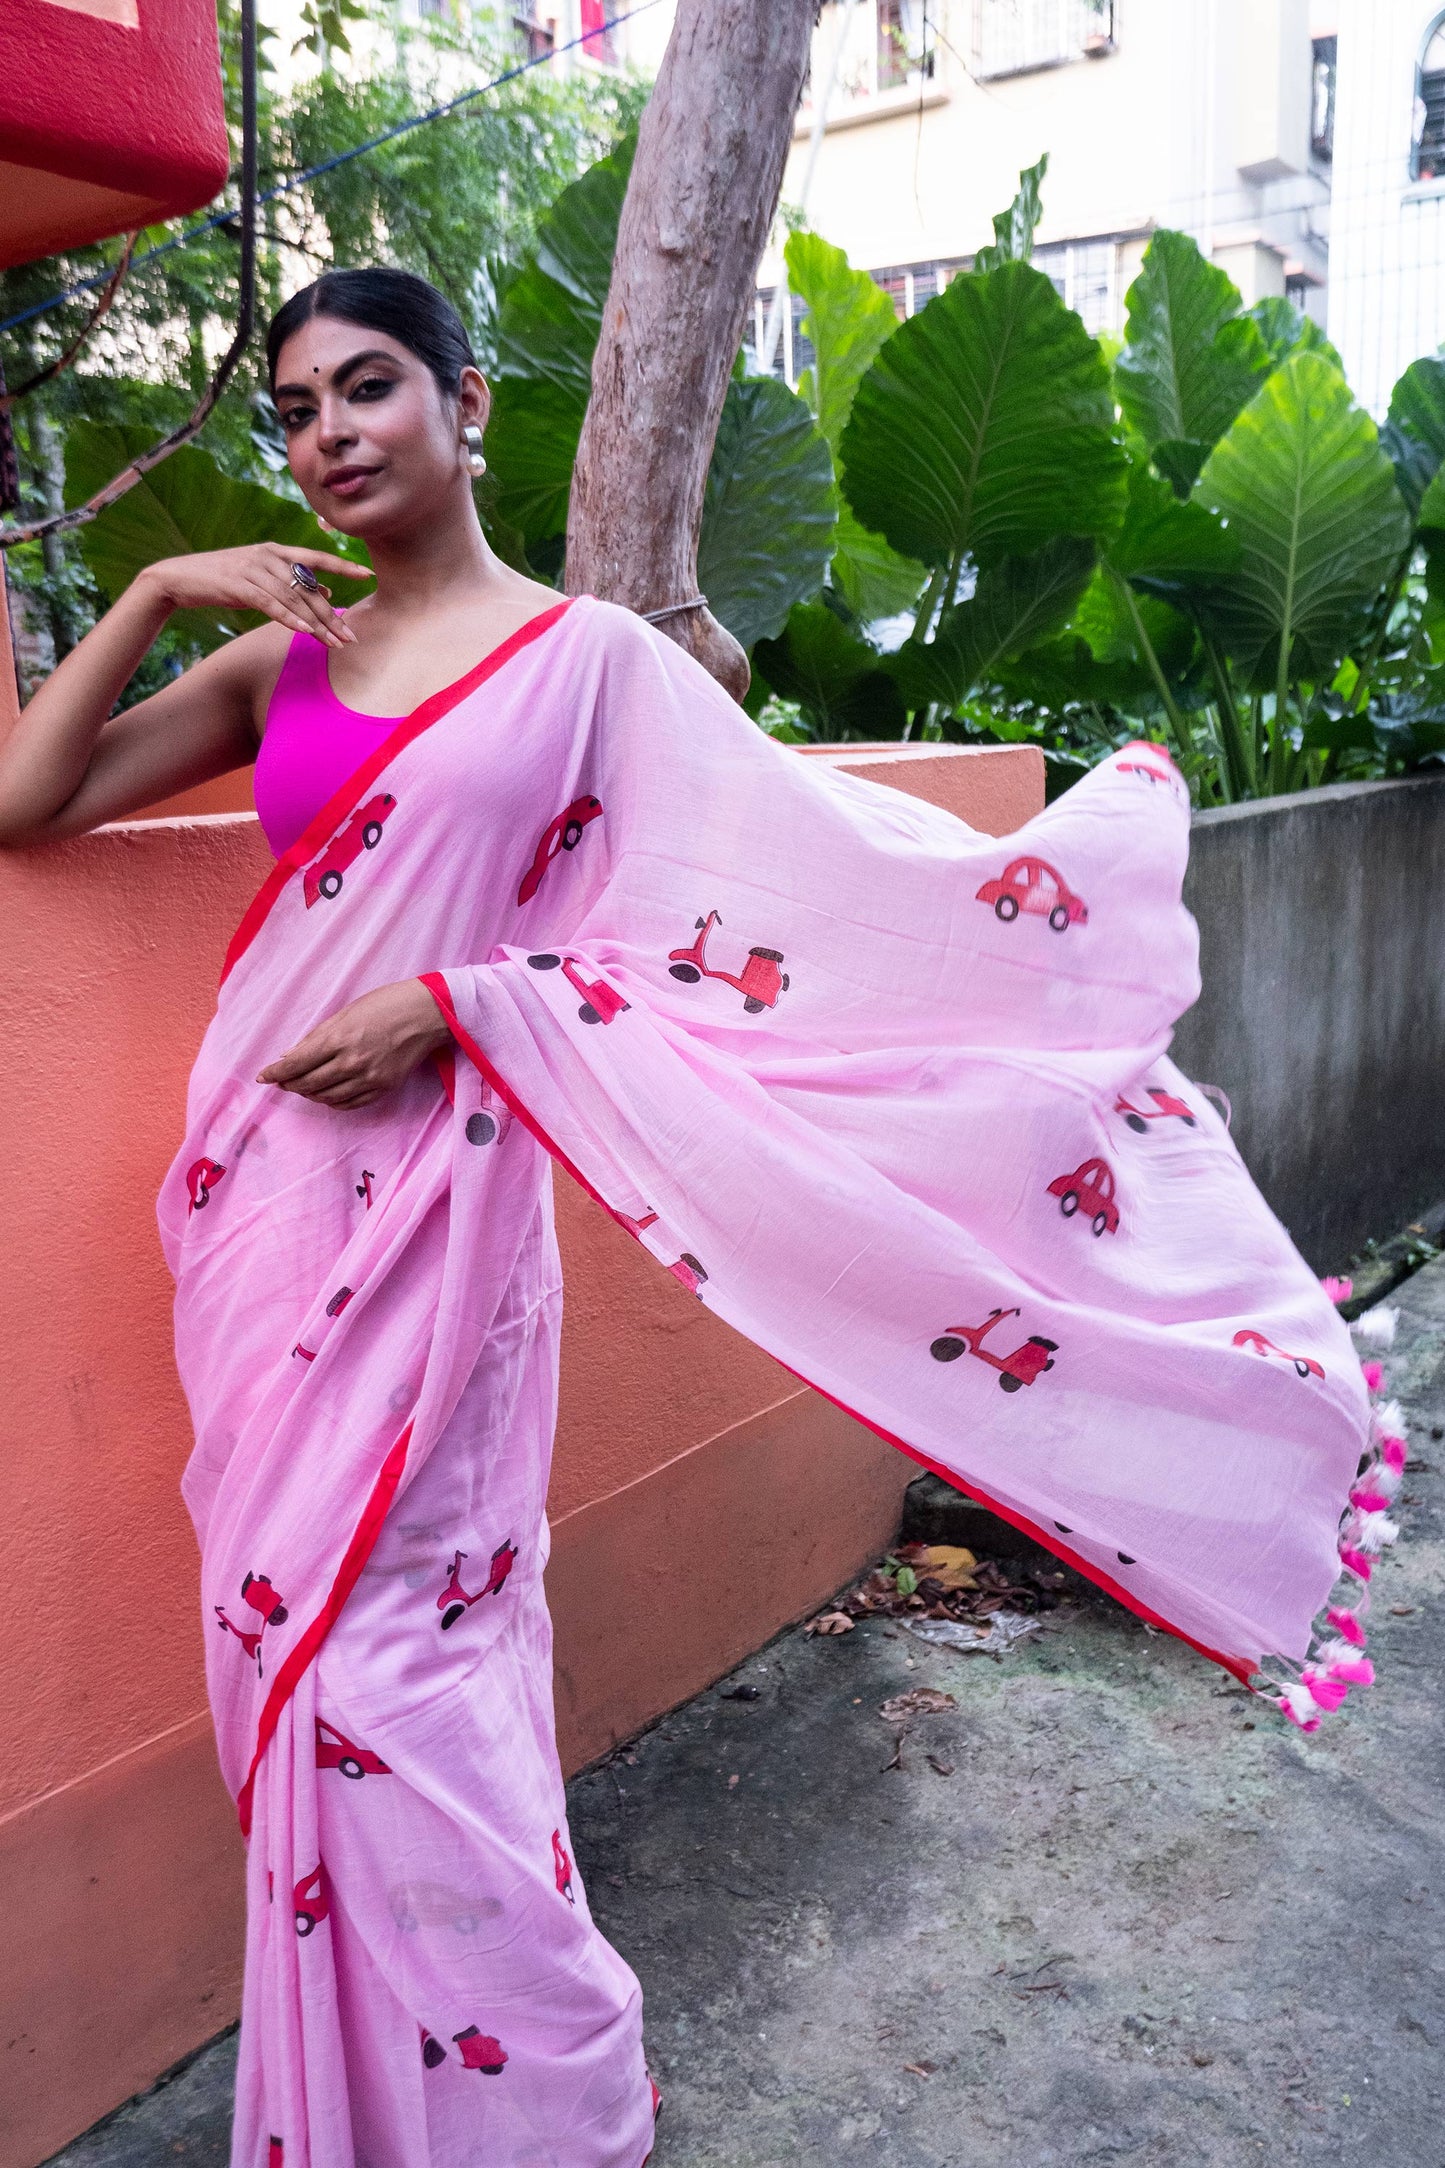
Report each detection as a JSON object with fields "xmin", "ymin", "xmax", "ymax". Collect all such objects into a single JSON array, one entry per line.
[
  {"xmin": 916, "ymin": 1543, "xmax": 979, "ymax": 1591},
  {"xmin": 903, "ymin": 2062, "xmax": 936, "ymax": 2079},
  {"xmin": 927, "ymin": 1754, "xmax": 955, "ymax": 1777},
  {"xmin": 804, "ymin": 1610, "xmax": 855, "ymax": 1636},
  {"xmin": 879, "ymin": 1687, "xmax": 958, "ymax": 1721}
]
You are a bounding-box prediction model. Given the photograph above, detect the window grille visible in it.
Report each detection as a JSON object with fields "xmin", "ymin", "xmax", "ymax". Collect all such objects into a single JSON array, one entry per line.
[
  {"xmin": 1032, "ymin": 238, "xmax": 1119, "ymax": 334},
  {"xmin": 511, "ymin": 3, "xmax": 554, "ymax": 62},
  {"xmin": 1415, "ymin": 21, "xmax": 1445, "ymax": 179},
  {"xmin": 972, "ymin": 0, "xmax": 1116, "ymax": 81},
  {"xmin": 1311, "ymin": 35, "xmax": 1336, "ymax": 162},
  {"xmin": 877, "ymin": 0, "xmax": 936, "ymax": 92}
]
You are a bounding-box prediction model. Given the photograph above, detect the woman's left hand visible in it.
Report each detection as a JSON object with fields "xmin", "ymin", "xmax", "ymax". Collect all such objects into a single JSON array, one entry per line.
[{"xmin": 258, "ymin": 979, "xmax": 452, "ymax": 1109}]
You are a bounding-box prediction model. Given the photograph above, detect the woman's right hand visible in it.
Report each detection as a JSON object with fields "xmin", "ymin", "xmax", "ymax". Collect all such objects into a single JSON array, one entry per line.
[{"xmin": 141, "ymin": 542, "xmax": 371, "ymax": 649}]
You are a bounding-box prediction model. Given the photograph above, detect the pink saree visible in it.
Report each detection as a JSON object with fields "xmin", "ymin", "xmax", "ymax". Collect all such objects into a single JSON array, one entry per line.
[{"xmin": 159, "ymin": 594, "xmax": 1394, "ymax": 2168}]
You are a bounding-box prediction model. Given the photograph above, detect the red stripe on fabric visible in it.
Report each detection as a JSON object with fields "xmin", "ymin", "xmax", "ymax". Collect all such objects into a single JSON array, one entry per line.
[
  {"xmin": 236, "ymin": 1424, "xmax": 412, "ymax": 1838},
  {"xmin": 417, "ymin": 973, "xmax": 1258, "ymax": 1691},
  {"xmin": 220, "ymin": 600, "xmax": 575, "ymax": 989}
]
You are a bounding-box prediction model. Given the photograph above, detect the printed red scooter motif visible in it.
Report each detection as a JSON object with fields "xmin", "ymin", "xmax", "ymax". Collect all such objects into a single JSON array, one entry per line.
[
  {"xmin": 215, "ymin": 1572, "xmax": 289, "ymax": 1672},
  {"xmin": 1232, "ymin": 1329, "xmax": 1325, "ymax": 1381},
  {"xmin": 420, "ymin": 2025, "xmax": 507, "ymax": 2074},
  {"xmin": 517, "ymin": 794, "xmax": 603, "ymax": 905},
  {"xmin": 186, "ymin": 1157, "xmax": 226, "ymax": 1212},
  {"xmin": 552, "ymin": 1827, "xmax": 575, "ymax": 1905},
  {"xmin": 526, "ymin": 950, "xmax": 631, "ymax": 1024},
  {"xmin": 1115, "ymin": 1086, "xmax": 1195, "ymax": 1133},
  {"xmin": 930, "ymin": 1306, "xmax": 1058, "ymax": 1391},
  {"xmin": 464, "ymin": 1079, "xmax": 513, "ymax": 1147},
  {"xmin": 268, "ymin": 2139, "xmax": 283, "ymax": 2168},
  {"xmin": 438, "ymin": 1539, "xmax": 518, "ymax": 1630},
  {"xmin": 976, "ymin": 856, "xmax": 1088, "ymax": 932},
  {"xmin": 668, "ymin": 909, "xmax": 790, "ymax": 1012},
  {"xmin": 302, "ymin": 793, "xmax": 396, "ymax": 908}
]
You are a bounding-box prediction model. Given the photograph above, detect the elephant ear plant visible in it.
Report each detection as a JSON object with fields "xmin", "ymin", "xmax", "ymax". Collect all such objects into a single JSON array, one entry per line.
[{"xmin": 752, "ymin": 170, "xmax": 1445, "ymax": 804}]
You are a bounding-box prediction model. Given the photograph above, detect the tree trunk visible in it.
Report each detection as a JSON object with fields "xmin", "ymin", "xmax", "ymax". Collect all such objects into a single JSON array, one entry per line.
[{"xmin": 565, "ymin": 0, "xmax": 817, "ymax": 701}]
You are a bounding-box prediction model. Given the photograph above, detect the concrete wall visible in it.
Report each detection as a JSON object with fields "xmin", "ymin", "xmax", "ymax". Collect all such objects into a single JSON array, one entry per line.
[
  {"xmin": 1172, "ymin": 775, "xmax": 1445, "ymax": 1273},
  {"xmin": 0, "ymin": 741, "xmax": 1041, "ymax": 2168}
]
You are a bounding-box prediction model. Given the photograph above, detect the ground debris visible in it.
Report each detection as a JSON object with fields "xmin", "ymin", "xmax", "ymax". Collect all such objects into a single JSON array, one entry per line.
[{"xmin": 878, "ymin": 1687, "xmax": 958, "ymax": 1721}]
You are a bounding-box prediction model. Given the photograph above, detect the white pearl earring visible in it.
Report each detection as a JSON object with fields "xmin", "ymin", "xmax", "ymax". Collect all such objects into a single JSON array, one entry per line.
[{"xmin": 462, "ymin": 424, "xmax": 487, "ymax": 478}]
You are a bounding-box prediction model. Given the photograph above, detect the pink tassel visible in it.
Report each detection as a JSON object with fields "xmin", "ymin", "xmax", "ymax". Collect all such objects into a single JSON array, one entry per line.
[
  {"xmin": 1278, "ymin": 1683, "xmax": 1321, "ymax": 1731},
  {"xmin": 1338, "ymin": 1546, "xmax": 1374, "ymax": 1580},
  {"xmin": 1380, "ymin": 1436, "xmax": 1408, "ymax": 1474},
  {"xmin": 1321, "ymin": 1275, "xmax": 1353, "ymax": 1304},
  {"xmin": 1351, "ymin": 1487, "xmax": 1392, "ymax": 1514},
  {"xmin": 1300, "ymin": 1667, "xmax": 1351, "ymax": 1711},
  {"xmin": 1326, "ymin": 1653, "xmax": 1375, "ymax": 1688},
  {"xmin": 1326, "ymin": 1606, "xmax": 1367, "ymax": 1646},
  {"xmin": 1361, "ymin": 1360, "xmax": 1383, "ymax": 1393}
]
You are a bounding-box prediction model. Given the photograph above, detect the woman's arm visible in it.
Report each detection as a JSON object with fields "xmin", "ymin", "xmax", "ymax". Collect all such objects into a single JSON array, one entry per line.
[{"xmin": 0, "ymin": 542, "xmax": 369, "ymax": 847}]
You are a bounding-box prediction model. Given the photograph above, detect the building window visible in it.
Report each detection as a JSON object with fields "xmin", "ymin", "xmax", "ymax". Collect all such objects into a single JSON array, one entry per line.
[
  {"xmin": 877, "ymin": 1, "xmax": 935, "ymax": 91},
  {"xmin": 972, "ymin": 0, "xmax": 1116, "ymax": 82},
  {"xmin": 1415, "ymin": 19, "xmax": 1445, "ymax": 178},
  {"xmin": 1033, "ymin": 238, "xmax": 1120, "ymax": 335},
  {"xmin": 579, "ymin": 0, "xmax": 617, "ymax": 64},
  {"xmin": 1311, "ymin": 35, "xmax": 1336, "ymax": 161},
  {"xmin": 512, "ymin": 3, "xmax": 555, "ymax": 62}
]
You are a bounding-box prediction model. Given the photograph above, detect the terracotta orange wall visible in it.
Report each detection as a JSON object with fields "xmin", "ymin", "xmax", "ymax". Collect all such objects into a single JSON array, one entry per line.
[{"xmin": 0, "ymin": 743, "xmax": 1042, "ymax": 2167}]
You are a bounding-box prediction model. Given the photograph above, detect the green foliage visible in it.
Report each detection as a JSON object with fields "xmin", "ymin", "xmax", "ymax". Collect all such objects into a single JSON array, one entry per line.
[
  {"xmin": 972, "ymin": 153, "xmax": 1049, "ymax": 274},
  {"xmin": 884, "ymin": 539, "xmax": 1096, "ymax": 711},
  {"xmin": 751, "ymin": 603, "xmax": 907, "ymax": 739},
  {"xmin": 785, "ymin": 229, "xmax": 897, "ymax": 456},
  {"xmin": 697, "ymin": 377, "xmax": 836, "ymax": 649},
  {"xmin": 66, "ymin": 422, "xmax": 366, "ymax": 653},
  {"xmin": 1114, "ymin": 230, "xmax": 1274, "ymax": 494},
  {"xmin": 840, "ymin": 261, "xmax": 1127, "ymax": 572}
]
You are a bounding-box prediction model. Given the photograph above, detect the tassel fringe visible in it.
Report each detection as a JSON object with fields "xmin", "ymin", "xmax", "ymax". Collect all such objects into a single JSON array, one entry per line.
[{"xmin": 1261, "ymin": 1311, "xmax": 1408, "ymax": 1733}]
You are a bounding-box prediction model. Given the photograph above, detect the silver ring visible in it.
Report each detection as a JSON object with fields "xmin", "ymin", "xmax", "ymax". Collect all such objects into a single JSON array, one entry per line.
[{"xmin": 289, "ymin": 562, "xmax": 320, "ymax": 594}]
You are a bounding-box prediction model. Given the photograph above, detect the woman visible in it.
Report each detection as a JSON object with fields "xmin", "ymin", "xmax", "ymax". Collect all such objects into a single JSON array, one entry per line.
[{"xmin": 0, "ymin": 269, "xmax": 1394, "ymax": 2168}]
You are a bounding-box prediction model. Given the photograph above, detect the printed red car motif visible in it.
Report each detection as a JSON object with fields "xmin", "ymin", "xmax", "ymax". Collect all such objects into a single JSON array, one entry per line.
[
  {"xmin": 517, "ymin": 794, "xmax": 603, "ymax": 905},
  {"xmin": 186, "ymin": 1157, "xmax": 226, "ymax": 1212},
  {"xmin": 553, "ymin": 1827, "xmax": 575, "ymax": 1904},
  {"xmin": 302, "ymin": 793, "xmax": 396, "ymax": 908},
  {"xmin": 526, "ymin": 951, "xmax": 631, "ymax": 1024},
  {"xmin": 268, "ymin": 2141, "xmax": 283, "ymax": 2168},
  {"xmin": 1115, "ymin": 1086, "xmax": 1196, "ymax": 1132},
  {"xmin": 1232, "ymin": 1329, "xmax": 1325, "ymax": 1380},
  {"xmin": 294, "ymin": 1864, "xmax": 330, "ymax": 1936},
  {"xmin": 438, "ymin": 1539, "xmax": 518, "ymax": 1630},
  {"xmin": 453, "ymin": 2026, "xmax": 508, "ymax": 2075},
  {"xmin": 668, "ymin": 909, "xmax": 790, "ymax": 1012},
  {"xmin": 391, "ymin": 1881, "xmax": 501, "ymax": 1935},
  {"xmin": 976, "ymin": 857, "xmax": 1088, "ymax": 932},
  {"xmin": 930, "ymin": 1306, "xmax": 1058, "ymax": 1391},
  {"xmin": 315, "ymin": 1716, "xmax": 391, "ymax": 1779},
  {"xmin": 668, "ymin": 1252, "xmax": 708, "ymax": 1297},
  {"xmin": 465, "ymin": 1079, "xmax": 513, "ymax": 1148},
  {"xmin": 1047, "ymin": 1156, "xmax": 1119, "ymax": 1236},
  {"xmin": 325, "ymin": 1286, "xmax": 354, "ymax": 1318}
]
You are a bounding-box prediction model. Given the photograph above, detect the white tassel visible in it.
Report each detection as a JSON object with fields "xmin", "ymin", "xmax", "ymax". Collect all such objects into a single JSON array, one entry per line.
[
  {"xmin": 1354, "ymin": 1511, "xmax": 1400, "ymax": 1553},
  {"xmin": 1369, "ymin": 1460, "xmax": 1403, "ymax": 1499},
  {"xmin": 1278, "ymin": 1682, "xmax": 1321, "ymax": 1729},
  {"xmin": 1351, "ymin": 1304, "xmax": 1399, "ymax": 1347},
  {"xmin": 1376, "ymin": 1400, "xmax": 1409, "ymax": 1441}
]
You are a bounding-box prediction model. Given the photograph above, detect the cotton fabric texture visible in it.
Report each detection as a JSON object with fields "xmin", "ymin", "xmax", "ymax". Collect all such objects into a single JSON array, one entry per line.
[{"xmin": 159, "ymin": 594, "xmax": 1368, "ymax": 2168}]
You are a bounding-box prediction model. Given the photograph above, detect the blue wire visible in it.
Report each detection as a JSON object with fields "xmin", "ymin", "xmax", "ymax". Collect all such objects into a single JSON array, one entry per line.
[{"xmin": 0, "ymin": 2, "xmax": 660, "ymax": 339}]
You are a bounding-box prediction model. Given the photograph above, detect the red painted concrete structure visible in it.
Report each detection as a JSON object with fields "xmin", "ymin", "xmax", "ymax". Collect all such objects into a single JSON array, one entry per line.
[
  {"xmin": 0, "ymin": 0, "xmax": 229, "ymax": 270},
  {"xmin": 0, "ymin": 743, "xmax": 1042, "ymax": 2166}
]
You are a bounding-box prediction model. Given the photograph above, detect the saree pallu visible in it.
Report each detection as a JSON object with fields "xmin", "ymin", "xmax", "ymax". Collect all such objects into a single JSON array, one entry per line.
[{"xmin": 159, "ymin": 594, "xmax": 1386, "ymax": 2168}]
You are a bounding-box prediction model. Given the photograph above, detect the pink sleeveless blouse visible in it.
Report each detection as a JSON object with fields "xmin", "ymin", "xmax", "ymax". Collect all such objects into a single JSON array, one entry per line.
[{"xmin": 253, "ymin": 630, "xmax": 403, "ymax": 859}]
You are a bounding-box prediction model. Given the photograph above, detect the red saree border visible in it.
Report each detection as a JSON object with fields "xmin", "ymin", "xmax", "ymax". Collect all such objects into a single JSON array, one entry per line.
[
  {"xmin": 417, "ymin": 973, "xmax": 1258, "ymax": 1693},
  {"xmin": 219, "ymin": 598, "xmax": 576, "ymax": 990},
  {"xmin": 236, "ymin": 1424, "xmax": 412, "ymax": 1838}
]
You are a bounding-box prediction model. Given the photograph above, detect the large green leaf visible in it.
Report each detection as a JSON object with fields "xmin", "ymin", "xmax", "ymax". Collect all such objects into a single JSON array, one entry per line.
[
  {"xmin": 483, "ymin": 376, "xmax": 583, "ymax": 550},
  {"xmin": 1106, "ymin": 455, "xmax": 1240, "ymax": 583},
  {"xmin": 785, "ymin": 230, "xmax": 925, "ymax": 623},
  {"xmin": 493, "ymin": 132, "xmax": 635, "ymax": 398},
  {"xmin": 885, "ymin": 537, "xmax": 1095, "ymax": 709},
  {"xmin": 786, "ymin": 229, "xmax": 898, "ymax": 456},
  {"xmin": 840, "ymin": 261, "xmax": 1126, "ymax": 571},
  {"xmin": 1245, "ymin": 297, "xmax": 1343, "ymax": 374},
  {"xmin": 973, "ymin": 153, "xmax": 1048, "ymax": 274},
  {"xmin": 1193, "ymin": 353, "xmax": 1412, "ymax": 687},
  {"xmin": 830, "ymin": 502, "xmax": 929, "ymax": 624},
  {"xmin": 696, "ymin": 376, "xmax": 836, "ymax": 649},
  {"xmin": 1115, "ymin": 231, "xmax": 1273, "ymax": 494},
  {"xmin": 1387, "ymin": 353, "xmax": 1445, "ymax": 459},
  {"xmin": 64, "ymin": 422, "xmax": 365, "ymax": 654},
  {"xmin": 751, "ymin": 602, "xmax": 906, "ymax": 737}
]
